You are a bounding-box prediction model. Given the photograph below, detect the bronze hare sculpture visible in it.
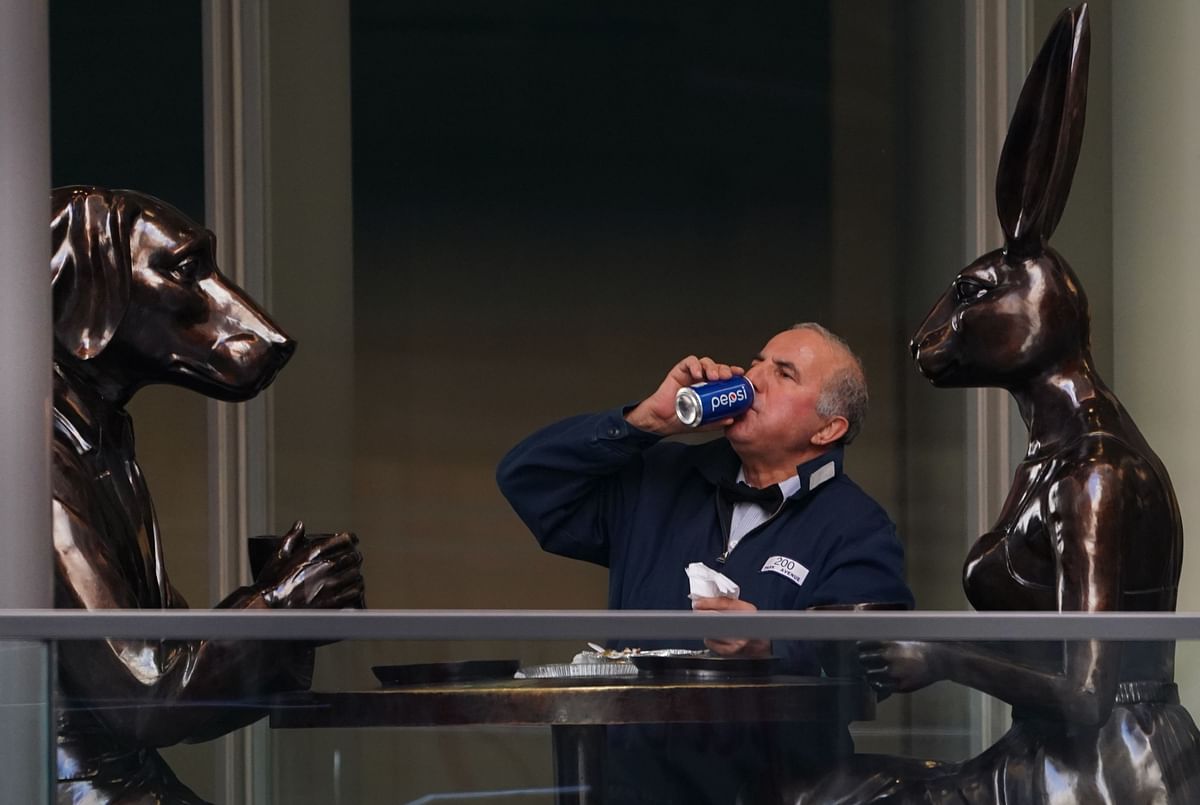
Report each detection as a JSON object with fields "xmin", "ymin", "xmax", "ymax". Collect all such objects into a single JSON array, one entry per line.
[{"xmin": 785, "ymin": 5, "xmax": 1200, "ymax": 803}]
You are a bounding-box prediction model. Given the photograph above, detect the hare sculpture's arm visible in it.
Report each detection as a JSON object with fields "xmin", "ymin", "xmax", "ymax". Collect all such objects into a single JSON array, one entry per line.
[{"xmin": 861, "ymin": 449, "xmax": 1124, "ymax": 724}]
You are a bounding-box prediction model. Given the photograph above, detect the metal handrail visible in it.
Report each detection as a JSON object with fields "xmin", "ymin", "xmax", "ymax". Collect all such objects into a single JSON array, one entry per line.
[{"xmin": 2, "ymin": 609, "xmax": 1200, "ymax": 641}]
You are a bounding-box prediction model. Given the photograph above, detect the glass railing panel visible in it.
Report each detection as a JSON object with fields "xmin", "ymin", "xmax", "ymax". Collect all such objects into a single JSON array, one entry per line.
[
  {"xmin": 21, "ymin": 613, "xmax": 1200, "ymax": 804},
  {"xmin": 0, "ymin": 640, "xmax": 54, "ymax": 805}
]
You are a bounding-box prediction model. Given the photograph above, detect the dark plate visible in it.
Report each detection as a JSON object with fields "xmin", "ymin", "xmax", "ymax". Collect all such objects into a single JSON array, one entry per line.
[
  {"xmin": 372, "ymin": 660, "xmax": 520, "ymax": 687},
  {"xmin": 631, "ymin": 654, "xmax": 781, "ymax": 680}
]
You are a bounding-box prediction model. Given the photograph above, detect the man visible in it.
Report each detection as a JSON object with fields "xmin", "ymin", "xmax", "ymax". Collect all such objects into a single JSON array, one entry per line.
[
  {"xmin": 497, "ymin": 323, "xmax": 912, "ymax": 802},
  {"xmin": 498, "ymin": 324, "xmax": 911, "ymax": 654}
]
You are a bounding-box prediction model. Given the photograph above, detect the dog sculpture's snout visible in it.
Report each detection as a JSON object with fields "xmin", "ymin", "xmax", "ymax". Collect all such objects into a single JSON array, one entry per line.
[
  {"xmin": 219, "ymin": 283, "xmax": 295, "ymax": 361},
  {"xmin": 259, "ymin": 322, "xmax": 296, "ymax": 364},
  {"xmin": 220, "ymin": 331, "xmax": 295, "ymax": 364},
  {"xmin": 248, "ymin": 324, "xmax": 296, "ymax": 377},
  {"xmin": 277, "ymin": 337, "xmax": 297, "ymax": 363}
]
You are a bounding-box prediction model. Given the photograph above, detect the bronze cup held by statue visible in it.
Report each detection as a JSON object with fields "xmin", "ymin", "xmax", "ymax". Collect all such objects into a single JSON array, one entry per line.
[
  {"xmin": 248, "ymin": 533, "xmax": 367, "ymax": 609},
  {"xmin": 248, "ymin": 533, "xmax": 322, "ymax": 578}
]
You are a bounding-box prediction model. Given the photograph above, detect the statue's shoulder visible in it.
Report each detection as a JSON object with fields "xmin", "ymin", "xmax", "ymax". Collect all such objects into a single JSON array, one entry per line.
[
  {"xmin": 1042, "ymin": 423, "xmax": 1144, "ymax": 464},
  {"xmin": 1045, "ymin": 429, "xmax": 1165, "ymax": 505}
]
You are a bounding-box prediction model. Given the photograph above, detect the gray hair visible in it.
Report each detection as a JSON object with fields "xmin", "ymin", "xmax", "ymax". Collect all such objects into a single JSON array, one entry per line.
[{"xmin": 791, "ymin": 323, "xmax": 869, "ymax": 445}]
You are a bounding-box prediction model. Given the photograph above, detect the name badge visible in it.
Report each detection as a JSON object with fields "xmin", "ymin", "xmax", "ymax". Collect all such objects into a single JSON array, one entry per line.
[{"xmin": 761, "ymin": 555, "xmax": 809, "ymax": 587}]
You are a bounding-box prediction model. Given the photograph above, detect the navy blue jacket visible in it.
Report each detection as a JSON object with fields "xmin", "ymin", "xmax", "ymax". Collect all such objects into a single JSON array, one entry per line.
[{"xmin": 497, "ymin": 408, "xmax": 913, "ymax": 673}]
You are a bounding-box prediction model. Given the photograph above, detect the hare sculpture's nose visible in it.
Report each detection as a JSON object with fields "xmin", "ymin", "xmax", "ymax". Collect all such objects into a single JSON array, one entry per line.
[{"xmin": 909, "ymin": 336, "xmax": 921, "ymax": 359}]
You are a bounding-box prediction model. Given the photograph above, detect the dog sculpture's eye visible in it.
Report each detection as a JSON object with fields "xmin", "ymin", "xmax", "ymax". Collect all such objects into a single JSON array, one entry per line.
[
  {"xmin": 954, "ymin": 278, "xmax": 990, "ymax": 304},
  {"xmin": 170, "ymin": 257, "xmax": 200, "ymax": 283}
]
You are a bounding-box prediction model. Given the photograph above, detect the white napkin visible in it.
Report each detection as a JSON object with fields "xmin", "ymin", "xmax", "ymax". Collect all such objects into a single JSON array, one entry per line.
[{"xmin": 685, "ymin": 562, "xmax": 740, "ymax": 601}]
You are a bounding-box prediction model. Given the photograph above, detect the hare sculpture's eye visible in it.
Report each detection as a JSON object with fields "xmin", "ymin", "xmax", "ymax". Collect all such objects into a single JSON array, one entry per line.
[{"xmin": 954, "ymin": 277, "xmax": 991, "ymax": 305}]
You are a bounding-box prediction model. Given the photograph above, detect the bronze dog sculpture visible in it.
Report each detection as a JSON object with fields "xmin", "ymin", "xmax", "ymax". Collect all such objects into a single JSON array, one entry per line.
[
  {"xmin": 50, "ymin": 186, "xmax": 365, "ymax": 804},
  {"xmin": 783, "ymin": 5, "xmax": 1200, "ymax": 803}
]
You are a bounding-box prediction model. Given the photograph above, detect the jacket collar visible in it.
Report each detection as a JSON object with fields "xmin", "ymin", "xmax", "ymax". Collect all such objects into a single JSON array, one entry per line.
[
  {"xmin": 791, "ymin": 445, "xmax": 844, "ymax": 497},
  {"xmin": 690, "ymin": 439, "xmax": 845, "ymax": 501}
]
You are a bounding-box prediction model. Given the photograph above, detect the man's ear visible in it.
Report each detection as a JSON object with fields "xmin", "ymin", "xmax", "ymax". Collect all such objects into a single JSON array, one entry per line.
[
  {"xmin": 50, "ymin": 187, "xmax": 132, "ymax": 360},
  {"xmin": 811, "ymin": 416, "xmax": 849, "ymax": 447}
]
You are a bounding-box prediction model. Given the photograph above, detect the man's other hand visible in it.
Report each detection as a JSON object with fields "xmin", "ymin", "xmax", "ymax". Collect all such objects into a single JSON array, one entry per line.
[{"xmin": 692, "ymin": 596, "xmax": 770, "ymax": 657}]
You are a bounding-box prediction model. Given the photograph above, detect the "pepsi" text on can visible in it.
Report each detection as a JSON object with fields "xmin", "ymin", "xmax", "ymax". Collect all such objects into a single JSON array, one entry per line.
[{"xmin": 674, "ymin": 375, "xmax": 755, "ymax": 428}]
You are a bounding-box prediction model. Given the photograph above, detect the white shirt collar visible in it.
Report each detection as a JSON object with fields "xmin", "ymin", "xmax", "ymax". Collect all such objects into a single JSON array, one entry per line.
[{"xmin": 734, "ymin": 467, "xmax": 804, "ymax": 499}]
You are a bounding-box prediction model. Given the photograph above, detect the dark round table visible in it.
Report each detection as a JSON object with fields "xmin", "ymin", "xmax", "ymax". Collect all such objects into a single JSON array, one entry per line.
[{"xmin": 269, "ymin": 674, "xmax": 873, "ymax": 804}]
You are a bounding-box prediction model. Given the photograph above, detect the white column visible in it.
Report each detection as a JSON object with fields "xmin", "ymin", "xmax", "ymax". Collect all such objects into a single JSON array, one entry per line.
[
  {"xmin": 1111, "ymin": 2, "xmax": 1200, "ymax": 707},
  {"xmin": 203, "ymin": 3, "xmax": 272, "ymax": 801},
  {"xmin": 963, "ymin": 0, "xmax": 1028, "ymax": 751},
  {"xmin": 0, "ymin": 1, "xmax": 54, "ymax": 802},
  {"xmin": 202, "ymin": 1, "xmax": 355, "ymax": 800},
  {"xmin": 0, "ymin": 0, "xmax": 52, "ymax": 610},
  {"xmin": 262, "ymin": 3, "xmax": 357, "ymax": 801}
]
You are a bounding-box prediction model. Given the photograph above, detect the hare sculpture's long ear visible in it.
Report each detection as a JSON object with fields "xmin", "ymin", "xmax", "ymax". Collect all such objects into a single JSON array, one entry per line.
[
  {"xmin": 996, "ymin": 3, "xmax": 1090, "ymax": 255},
  {"xmin": 50, "ymin": 186, "xmax": 132, "ymax": 360}
]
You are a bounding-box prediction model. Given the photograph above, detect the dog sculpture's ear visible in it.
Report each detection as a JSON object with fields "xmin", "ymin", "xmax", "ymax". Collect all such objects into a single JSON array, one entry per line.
[
  {"xmin": 50, "ymin": 186, "xmax": 132, "ymax": 360},
  {"xmin": 995, "ymin": 3, "xmax": 1090, "ymax": 256}
]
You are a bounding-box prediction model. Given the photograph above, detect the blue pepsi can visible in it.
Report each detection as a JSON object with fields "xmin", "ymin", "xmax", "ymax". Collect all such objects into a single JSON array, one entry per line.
[{"xmin": 674, "ymin": 376, "xmax": 755, "ymax": 427}]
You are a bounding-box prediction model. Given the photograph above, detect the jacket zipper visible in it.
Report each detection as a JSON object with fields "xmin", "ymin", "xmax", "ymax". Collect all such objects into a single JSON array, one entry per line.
[{"xmin": 717, "ymin": 499, "xmax": 788, "ymax": 564}]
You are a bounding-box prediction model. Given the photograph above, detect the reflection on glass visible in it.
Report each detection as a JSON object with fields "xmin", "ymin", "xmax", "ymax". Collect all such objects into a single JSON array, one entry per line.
[{"xmin": 40, "ymin": 632, "xmax": 1198, "ymax": 805}]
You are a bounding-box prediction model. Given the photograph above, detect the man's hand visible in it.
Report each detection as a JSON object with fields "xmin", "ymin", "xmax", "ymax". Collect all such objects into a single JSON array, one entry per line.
[
  {"xmin": 624, "ymin": 355, "xmax": 744, "ymax": 436},
  {"xmin": 692, "ymin": 596, "xmax": 771, "ymax": 657}
]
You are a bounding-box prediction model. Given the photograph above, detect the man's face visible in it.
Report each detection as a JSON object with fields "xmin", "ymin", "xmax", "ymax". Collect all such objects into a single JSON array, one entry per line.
[{"xmin": 725, "ymin": 329, "xmax": 844, "ymax": 468}]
